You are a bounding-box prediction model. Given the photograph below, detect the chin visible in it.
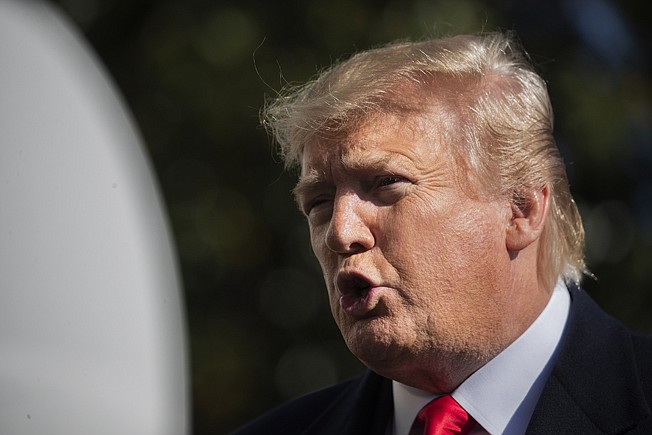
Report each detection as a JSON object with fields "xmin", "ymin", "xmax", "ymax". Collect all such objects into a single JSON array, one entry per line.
[{"xmin": 342, "ymin": 319, "xmax": 415, "ymax": 371}]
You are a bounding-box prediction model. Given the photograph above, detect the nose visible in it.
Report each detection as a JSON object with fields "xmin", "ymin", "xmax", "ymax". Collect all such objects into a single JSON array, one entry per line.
[{"xmin": 325, "ymin": 192, "xmax": 375, "ymax": 254}]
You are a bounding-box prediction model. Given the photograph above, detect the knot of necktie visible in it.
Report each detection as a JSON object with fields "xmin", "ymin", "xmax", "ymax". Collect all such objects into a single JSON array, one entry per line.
[{"xmin": 413, "ymin": 395, "xmax": 475, "ymax": 435}]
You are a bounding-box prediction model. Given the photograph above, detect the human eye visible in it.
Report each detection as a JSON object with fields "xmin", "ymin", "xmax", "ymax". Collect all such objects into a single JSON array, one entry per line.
[
  {"xmin": 374, "ymin": 173, "xmax": 413, "ymax": 190},
  {"xmin": 378, "ymin": 176, "xmax": 405, "ymax": 187},
  {"xmin": 300, "ymin": 194, "xmax": 333, "ymax": 217},
  {"xmin": 373, "ymin": 175, "xmax": 410, "ymax": 204},
  {"xmin": 294, "ymin": 178, "xmax": 334, "ymax": 218}
]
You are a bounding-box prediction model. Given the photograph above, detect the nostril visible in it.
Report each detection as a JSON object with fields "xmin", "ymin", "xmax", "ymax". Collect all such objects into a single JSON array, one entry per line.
[{"xmin": 326, "ymin": 227, "xmax": 375, "ymax": 255}]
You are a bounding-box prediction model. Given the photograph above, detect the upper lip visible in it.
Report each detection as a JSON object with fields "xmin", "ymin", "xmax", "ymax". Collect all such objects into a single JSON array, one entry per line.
[{"xmin": 336, "ymin": 269, "xmax": 376, "ymax": 296}]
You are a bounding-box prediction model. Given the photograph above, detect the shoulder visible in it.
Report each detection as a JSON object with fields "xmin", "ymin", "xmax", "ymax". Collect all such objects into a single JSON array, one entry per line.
[
  {"xmin": 535, "ymin": 286, "xmax": 652, "ymax": 432},
  {"xmin": 230, "ymin": 372, "xmax": 376, "ymax": 435},
  {"xmin": 564, "ymin": 286, "xmax": 652, "ymax": 370},
  {"xmin": 631, "ymin": 331, "xmax": 652, "ymax": 393},
  {"xmin": 632, "ymin": 331, "xmax": 652, "ymax": 356}
]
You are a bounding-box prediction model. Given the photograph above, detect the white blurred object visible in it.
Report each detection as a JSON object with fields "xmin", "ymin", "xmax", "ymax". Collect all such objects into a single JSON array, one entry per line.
[{"xmin": 0, "ymin": 1, "xmax": 189, "ymax": 434}]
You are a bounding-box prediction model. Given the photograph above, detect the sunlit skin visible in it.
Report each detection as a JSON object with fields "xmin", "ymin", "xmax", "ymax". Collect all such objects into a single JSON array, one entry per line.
[{"xmin": 295, "ymin": 111, "xmax": 552, "ymax": 393}]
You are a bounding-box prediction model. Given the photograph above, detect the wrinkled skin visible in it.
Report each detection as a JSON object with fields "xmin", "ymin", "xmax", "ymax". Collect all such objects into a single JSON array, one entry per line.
[{"xmin": 295, "ymin": 112, "xmax": 550, "ymax": 393}]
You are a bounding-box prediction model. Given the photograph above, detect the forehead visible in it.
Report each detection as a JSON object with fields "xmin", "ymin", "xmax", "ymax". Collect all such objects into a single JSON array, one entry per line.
[{"xmin": 299, "ymin": 112, "xmax": 446, "ymax": 175}]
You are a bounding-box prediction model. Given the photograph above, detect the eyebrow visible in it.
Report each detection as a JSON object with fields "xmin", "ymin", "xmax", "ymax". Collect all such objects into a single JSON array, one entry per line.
[
  {"xmin": 292, "ymin": 153, "xmax": 407, "ymax": 201},
  {"xmin": 292, "ymin": 171, "xmax": 329, "ymax": 204},
  {"xmin": 342, "ymin": 152, "xmax": 396, "ymax": 171}
]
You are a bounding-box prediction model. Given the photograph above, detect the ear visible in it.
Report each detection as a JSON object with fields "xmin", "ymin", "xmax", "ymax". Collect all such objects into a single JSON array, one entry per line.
[{"xmin": 506, "ymin": 185, "xmax": 550, "ymax": 252}]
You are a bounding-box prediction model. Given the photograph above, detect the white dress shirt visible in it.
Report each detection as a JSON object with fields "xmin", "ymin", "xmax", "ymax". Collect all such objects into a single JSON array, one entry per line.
[{"xmin": 390, "ymin": 280, "xmax": 571, "ymax": 435}]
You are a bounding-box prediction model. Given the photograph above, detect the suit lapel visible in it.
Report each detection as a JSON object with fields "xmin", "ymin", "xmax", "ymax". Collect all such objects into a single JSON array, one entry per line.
[
  {"xmin": 302, "ymin": 370, "xmax": 393, "ymax": 435},
  {"xmin": 527, "ymin": 288, "xmax": 650, "ymax": 434}
]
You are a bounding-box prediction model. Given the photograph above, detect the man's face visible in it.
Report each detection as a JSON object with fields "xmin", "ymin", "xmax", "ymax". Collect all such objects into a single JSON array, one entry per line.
[{"xmin": 295, "ymin": 113, "xmax": 529, "ymax": 391}]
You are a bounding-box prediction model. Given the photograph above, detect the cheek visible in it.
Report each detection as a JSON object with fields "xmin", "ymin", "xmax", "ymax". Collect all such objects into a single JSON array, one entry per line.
[
  {"xmin": 383, "ymin": 203, "xmax": 506, "ymax": 286},
  {"xmin": 309, "ymin": 225, "xmax": 328, "ymax": 261},
  {"xmin": 380, "ymin": 202, "xmax": 454, "ymax": 264},
  {"xmin": 457, "ymin": 206, "xmax": 507, "ymax": 251},
  {"xmin": 309, "ymin": 226, "xmax": 338, "ymax": 287}
]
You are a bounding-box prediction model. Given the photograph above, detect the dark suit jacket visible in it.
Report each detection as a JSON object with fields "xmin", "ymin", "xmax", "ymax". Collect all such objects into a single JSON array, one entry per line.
[{"xmin": 232, "ymin": 288, "xmax": 652, "ymax": 434}]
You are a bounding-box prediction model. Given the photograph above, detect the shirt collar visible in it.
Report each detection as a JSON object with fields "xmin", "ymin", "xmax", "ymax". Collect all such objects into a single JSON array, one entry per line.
[{"xmin": 391, "ymin": 280, "xmax": 570, "ymax": 435}]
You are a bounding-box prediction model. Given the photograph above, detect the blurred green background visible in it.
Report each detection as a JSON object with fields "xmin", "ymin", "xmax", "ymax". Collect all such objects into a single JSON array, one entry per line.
[{"xmin": 50, "ymin": 0, "xmax": 650, "ymax": 432}]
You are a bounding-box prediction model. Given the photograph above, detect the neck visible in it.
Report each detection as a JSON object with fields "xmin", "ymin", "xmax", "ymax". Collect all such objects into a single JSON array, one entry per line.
[{"xmin": 382, "ymin": 270, "xmax": 552, "ymax": 393}]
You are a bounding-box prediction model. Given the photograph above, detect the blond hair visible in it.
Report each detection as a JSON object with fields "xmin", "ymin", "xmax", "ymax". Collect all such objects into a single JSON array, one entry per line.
[{"xmin": 262, "ymin": 32, "xmax": 586, "ymax": 288}]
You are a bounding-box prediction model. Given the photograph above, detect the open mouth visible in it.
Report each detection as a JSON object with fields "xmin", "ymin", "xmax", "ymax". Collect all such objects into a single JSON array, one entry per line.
[
  {"xmin": 338, "ymin": 274, "xmax": 372, "ymax": 298},
  {"xmin": 351, "ymin": 276, "xmax": 371, "ymax": 297},
  {"xmin": 336, "ymin": 272, "xmax": 379, "ymax": 316}
]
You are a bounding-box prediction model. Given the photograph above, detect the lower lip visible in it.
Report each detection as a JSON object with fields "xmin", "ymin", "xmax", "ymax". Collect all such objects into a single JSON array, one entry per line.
[{"xmin": 340, "ymin": 287, "xmax": 383, "ymax": 317}]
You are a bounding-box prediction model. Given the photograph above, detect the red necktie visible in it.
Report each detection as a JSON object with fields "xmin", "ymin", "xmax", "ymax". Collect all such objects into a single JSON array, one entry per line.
[{"xmin": 413, "ymin": 395, "xmax": 476, "ymax": 435}]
